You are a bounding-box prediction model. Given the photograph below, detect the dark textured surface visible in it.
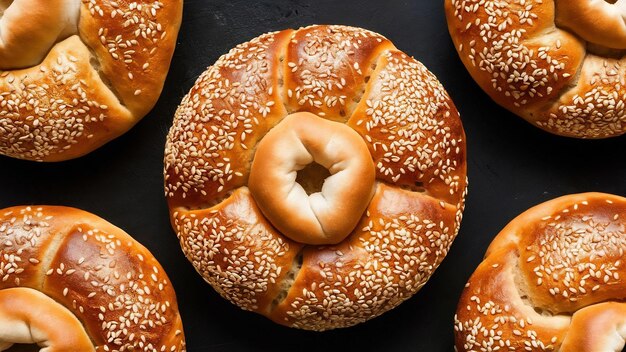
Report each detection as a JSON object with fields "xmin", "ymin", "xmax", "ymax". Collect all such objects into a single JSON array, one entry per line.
[{"xmin": 1, "ymin": 0, "xmax": 625, "ymax": 351}]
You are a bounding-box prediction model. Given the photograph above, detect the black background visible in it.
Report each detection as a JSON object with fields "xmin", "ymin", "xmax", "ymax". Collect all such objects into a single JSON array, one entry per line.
[{"xmin": 1, "ymin": 0, "xmax": 625, "ymax": 351}]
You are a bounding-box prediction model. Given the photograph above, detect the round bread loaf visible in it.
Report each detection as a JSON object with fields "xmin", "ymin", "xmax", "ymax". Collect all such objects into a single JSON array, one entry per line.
[
  {"xmin": 0, "ymin": 0, "xmax": 182, "ymax": 161},
  {"xmin": 455, "ymin": 193, "xmax": 626, "ymax": 352},
  {"xmin": 0, "ymin": 206, "xmax": 185, "ymax": 351},
  {"xmin": 445, "ymin": 0, "xmax": 626, "ymax": 138},
  {"xmin": 164, "ymin": 25, "xmax": 467, "ymax": 330}
]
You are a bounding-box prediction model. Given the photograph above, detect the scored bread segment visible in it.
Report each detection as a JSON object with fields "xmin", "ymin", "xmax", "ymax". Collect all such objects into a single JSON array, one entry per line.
[
  {"xmin": 270, "ymin": 183, "xmax": 458, "ymax": 330},
  {"xmin": 172, "ymin": 188, "xmax": 303, "ymax": 314},
  {"xmin": 282, "ymin": 26, "xmax": 395, "ymax": 120},
  {"xmin": 0, "ymin": 36, "xmax": 134, "ymax": 161},
  {"xmin": 348, "ymin": 50, "xmax": 467, "ymax": 205},
  {"xmin": 165, "ymin": 30, "xmax": 293, "ymax": 210},
  {"xmin": 79, "ymin": 0, "xmax": 183, "ymax": 117}
]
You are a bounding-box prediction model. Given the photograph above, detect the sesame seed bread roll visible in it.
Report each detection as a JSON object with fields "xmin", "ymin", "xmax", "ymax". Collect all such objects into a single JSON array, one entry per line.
[
  {"xmin": 165, "ymin": 25, "xmax": 467, "ymax": 331},
  {"xmin": 0, "ymin": 206, "xmax": 186, "ymax": 351},
  {"xmin": 455, "ymin": 193, "xmax": 626, "ymax": 352},
  {"xmin": 0, "ymin": 0, "xmax": 182, "ymax": 161},
  {"xmin": 445, "ymin": 0, "xmax": 626, "ymax": 138}
]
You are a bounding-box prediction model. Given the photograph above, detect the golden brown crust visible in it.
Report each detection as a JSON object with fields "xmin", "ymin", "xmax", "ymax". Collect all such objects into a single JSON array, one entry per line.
[
  {"xmin": 455, "ymin": 193, "xmax": 626, "ymax": 351},
  {"xmin": 445, "ymin": 0, "xmax": 626, "ymax": 138},
  {"xmin": 78, "ymin": 0, "xmax": 183, "ymax": 117},
  {"xmin": 0, "ymin": 37, "xmax": 134, "ymax": 162},
  {"xmin": 172, "ymin": 188, "xmax": 304, "ymax": 313},
  {"xmin": 0, "ymin": 288, "xmax": 94, "ymax": 351},
  {"xmin": 348, "ymin": 50, "xmax": 467, "ymax": 205},
  {"xmin": 164, "ymin": 29, "xmax": 293, "ymax": 210},
  {"xmin": 270, "ymin": 184, "xmax": 458, "ymax": 330},
  {"xmin": 165, "ymin": 25, "xmax": 467, "ymax": 330},
  {"xmin": 0, "ymin": 206, "xmax": 186, "ymax": 351},
  {"xmin": 283, "ymin": 26, "xmax": 395, "ymax": 120},
  {"xmin": 556, "ymin": 0, "xmax": 626, "ymax": 50},
  {"xmin": 560, "ymin": 302, "xmax": 626, "ymax": 352},
  {"xmin": 0, "ymin": 0, "xmax": 182, "ymax": 161}
]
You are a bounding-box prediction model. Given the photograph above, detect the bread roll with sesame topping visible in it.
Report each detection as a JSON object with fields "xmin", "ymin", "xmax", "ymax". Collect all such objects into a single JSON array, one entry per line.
[
  {"xmin": 0, "ymin": 206, "xmax": 185, "ymax": 351},
  {"xmin": 455, "ymin": 193, "xmax": 626, "ymax": 352},
  {"xmin": 445, "ymin": 0, "xmax": 626, "ymax": 138},
  {"xmin": 164, "ymin": 25, "xmax": 467, "ymax": 330},
  {"xmin": 0, "ymin": 0, "xmax": 182, "ymax": 161}
]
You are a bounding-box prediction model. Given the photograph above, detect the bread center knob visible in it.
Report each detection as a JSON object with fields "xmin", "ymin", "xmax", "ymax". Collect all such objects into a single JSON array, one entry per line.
[
  {"xmin": 249, "ymin": 112, "xmax": 376, "ymax": 245},
  {"xmin": 0, "ymin": 0, "xmax": 80, "ymax": 69},
  {"xmin": 556, "ymin": 0, "xmax": 626, "ymax": 49}
]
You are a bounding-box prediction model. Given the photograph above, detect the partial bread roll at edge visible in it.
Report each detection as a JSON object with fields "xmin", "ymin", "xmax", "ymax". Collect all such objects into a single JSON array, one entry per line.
[
  {"xmin": 0, "ymin": 206, "xmax": 185, "ymax": 351},
  {"xmin": 445, "ymin": 0, "xmax": 626, "ymax": 138},
  {"xmin": 455, "ymin": 193, "xmax": 626, "ymax": 352},
  {"xmin": 0, "ymin": 0, "xmax": 182, "ymax": 161}
]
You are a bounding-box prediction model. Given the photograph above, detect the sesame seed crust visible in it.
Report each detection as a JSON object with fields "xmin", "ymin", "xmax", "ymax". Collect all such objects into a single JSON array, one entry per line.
[
  {"xmin": 172, "ymin": 188, "xmax": 303, "ymax": 313},
  {"xmin": 444, "ymin": 0, "xmax": 626, "ymax": 138},
  {"xmin": 284, "ymin": 25, "xmax": 394, "ymax": 120},
  {"xmin": 165, "ymin": 25, "xmax": 467, "ymax": 330},
  {"xmin": 455, "ymin": 193, "xmax": 626, "ymax": 351},
  {"xmin": 538, "ymin": 54, "xmax": 626, "ymax": 138},
  {"xmin": 0, "ymin": 37, "xmax": 133, "ymax": 161},
  {"xmin": 348, "ymin": 50, "xmax": 467, "ymax": 205},
  {"xmin": 0, "ymin": 206, "xmax": 186, "ymax": 351},
  {"xmin": 79, "ymin": 0, "xmax": 183, "ymax": 117},
  {"xmin": 0, "ymin": 0, "xmax": 182, "ymax": 161},
  {"xmin": 164, "ymin": 30, "xmax": 292, "ymax": 210},
  {"xmin": 271, "ymin": 184, "xmax": 458, "ymax": 330}
]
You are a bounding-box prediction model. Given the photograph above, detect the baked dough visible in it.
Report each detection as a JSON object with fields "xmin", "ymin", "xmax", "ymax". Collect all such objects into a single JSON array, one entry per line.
[
  {"xmin": 445, "ymin": 0, "xmax": 626, "ymax": 138},
  {"xmin": 165, "ymin": 25, "xmax": 467, "ymax": 330},
  {"xmin": 455, "ymin": 193, "xmax": 626, "ymax": 352},
  {"xmin": 0, "ymin": 206, "xmax": 186, "ymax": 351},
  {"xmin": 0, "ymin": 0, "xmax": 182, "ymax": 161}
]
